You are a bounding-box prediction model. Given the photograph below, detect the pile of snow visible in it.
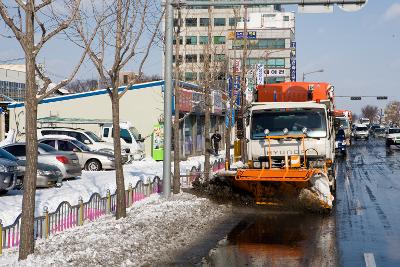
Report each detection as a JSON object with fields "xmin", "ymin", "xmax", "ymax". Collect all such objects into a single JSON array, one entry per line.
[
  {"xmin": 0, "ymin": 153, "xmax": 227, "ymax": 226},
  {"xmin": 0, "ymin": 193, "xmax": 230, "ymax": 266},
  {"xmin": 299, "ymin": 173, "xmax": 334, "ymax": 211}
]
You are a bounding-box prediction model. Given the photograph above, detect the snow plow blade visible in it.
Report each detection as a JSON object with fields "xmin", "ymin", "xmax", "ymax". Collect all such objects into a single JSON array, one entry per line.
[{"xmin": 235, "ymin": 169, "xmax": 318, "ymax": 182}]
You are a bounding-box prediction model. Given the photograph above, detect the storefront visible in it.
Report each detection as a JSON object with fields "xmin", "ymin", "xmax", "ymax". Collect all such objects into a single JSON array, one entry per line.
[{"xmin": 176, "ymin": 88, "xmax": 226, "ymax": 158}]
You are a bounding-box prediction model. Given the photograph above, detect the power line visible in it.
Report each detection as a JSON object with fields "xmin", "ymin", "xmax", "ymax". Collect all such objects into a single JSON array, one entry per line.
[{"xmin": 0, "ymin": 57, "xmax": 25, "ymax": 64}]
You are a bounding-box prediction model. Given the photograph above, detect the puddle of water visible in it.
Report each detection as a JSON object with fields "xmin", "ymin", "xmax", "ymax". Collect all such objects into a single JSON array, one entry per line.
[{"xmin": 201, "ymin": 212, "xmax": 330, "ymax": 267}]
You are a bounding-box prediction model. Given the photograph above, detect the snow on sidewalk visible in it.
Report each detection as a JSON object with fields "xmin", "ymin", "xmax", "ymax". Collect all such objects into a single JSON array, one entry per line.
[
  {"xmin": 0, "ymin": 193, "xmax": 230, "ymax": 267},
  {"xmin": 0, "ymin": 153, "xmax": 225, "ymax": 226}
]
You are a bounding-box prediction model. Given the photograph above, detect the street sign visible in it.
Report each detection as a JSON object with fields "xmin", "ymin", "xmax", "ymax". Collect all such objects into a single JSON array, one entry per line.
[
  {"xmin": 350, "ymin": 96, "xmax": 362, "ymax": 100},
  {"xmin": 377, "ymin": 96, "xmax": 388, "ymax": 100}
]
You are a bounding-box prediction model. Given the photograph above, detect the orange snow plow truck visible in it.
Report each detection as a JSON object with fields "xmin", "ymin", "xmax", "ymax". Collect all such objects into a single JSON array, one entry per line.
[{"xmin": 224, "ymin": 82, "xmax": 336, "ymax": 210}]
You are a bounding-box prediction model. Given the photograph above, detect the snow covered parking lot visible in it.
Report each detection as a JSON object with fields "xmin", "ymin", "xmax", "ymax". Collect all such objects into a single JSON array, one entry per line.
[{"xmin": 0, "ymin": 193, "xmax": 230, "ymax": 266}]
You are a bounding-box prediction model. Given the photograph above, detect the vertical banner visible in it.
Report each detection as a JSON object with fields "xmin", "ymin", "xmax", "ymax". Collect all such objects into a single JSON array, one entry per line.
[
  {"xmin": 256, "ymin": 64, "xmax": 265, "ymax": 85},
  {"xmin": 290, "ymin": 41, "xmax": 297, "ymax": 82}
]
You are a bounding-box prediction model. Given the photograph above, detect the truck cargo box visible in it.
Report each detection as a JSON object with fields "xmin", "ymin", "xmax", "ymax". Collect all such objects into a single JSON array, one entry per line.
[{"xmin": 256, "ymin": 82, "xmax": 332, "ymax": 103}]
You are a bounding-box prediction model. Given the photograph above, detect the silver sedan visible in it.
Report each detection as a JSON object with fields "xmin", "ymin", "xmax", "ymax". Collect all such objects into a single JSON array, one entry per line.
[
  {"xmin": 39, "ymin": 138, "xmax": 122, "ymax": 171},
  {"xmin": 1, "ymin": 143, "xmax": 82, "ymax": 180}
]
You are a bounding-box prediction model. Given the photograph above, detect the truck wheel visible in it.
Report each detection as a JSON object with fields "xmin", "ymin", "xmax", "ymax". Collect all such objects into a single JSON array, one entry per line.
[
  {"xmin": 0, "ymin": 189, "xmax": 7, "ymax": 195},
  {"xmin": 85, "ymin": 159, "xmax": 102, "ymax": 171}
]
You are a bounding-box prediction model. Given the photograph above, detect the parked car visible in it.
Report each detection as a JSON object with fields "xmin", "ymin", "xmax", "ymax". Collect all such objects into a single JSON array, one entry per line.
[
  {"xmin": 373, "ymin": 127, "xmax": 386, "ymax": 138},
  {"xmin": 37, "ymin": 127, "xmax": 133, "ymax": 161},
  {"xmin": 39, "ymin": 136, "xmax": 124, "ymax": 171},
  {"xmin": 335, "ymin": 129, "xmax": 347, "ymax": 156},
  {"xmin": 1, "ymin": 143, "xmax": 82, "ymax": 180},
  {"xmin": 17, "ymin": 160, "xmax": 63, "ymax": 188},
  {"xmin": 385, "ymin": 128, "xmax": 400, "ymax": 147},
  {"xmin": 0, "ymin": 148, "xmax": 18, "ymax": 194},
  {"xmin": 353, "ymin": 124, "xmax": 369, "ymax": 140},
  {"xmin": 0, "ymin": 148, "xmax": 63, "ymax": 189}
]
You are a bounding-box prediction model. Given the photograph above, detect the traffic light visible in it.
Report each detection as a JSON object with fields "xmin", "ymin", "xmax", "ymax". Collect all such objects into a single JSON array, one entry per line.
[
  {"xmin": 377, "ymin": 96, "xmax": 388, "ymax": 100},
  {"xmin": 350, "ymin": 96, "xmax": 361, "ymax": 100}
]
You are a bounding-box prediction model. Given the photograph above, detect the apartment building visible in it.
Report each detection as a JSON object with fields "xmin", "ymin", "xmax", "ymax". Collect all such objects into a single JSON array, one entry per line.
[{"xmin": 171, "ymin": 4, "xmax": 296, "ymax": 86}]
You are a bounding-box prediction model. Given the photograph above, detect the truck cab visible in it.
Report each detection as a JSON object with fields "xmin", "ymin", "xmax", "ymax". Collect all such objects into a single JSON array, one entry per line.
[{"xmin": 100, "ymin": 122, "xmax": 145, "ymax": 159}]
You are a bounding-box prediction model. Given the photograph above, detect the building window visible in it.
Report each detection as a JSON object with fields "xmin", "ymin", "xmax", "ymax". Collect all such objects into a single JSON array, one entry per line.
[
  {"xmin": 199, "ymin": 36, "xmax": 209, "ymax": 44},
  {"xmin": 234, "ymin": 39, "xmax": 285, "ymax": 49},
  {"xmin": 267, "ymin": 77, "xmax": 285, "ymax": 84},
  {"xmin": 185, "ymin": 72, "xmax": 197, "ymax": 81},
  {"xmin": 198, "ymin": 72, "xmax": 205, "ymax": 80},
  {"xmin": 199, "ymin": 18, "xmax": 209, "ymax": 26},
  {"xmin": 213, "ymin": 36, "xmax": 226, "ymax": 45},
  {"xmin": 173, "ymin": 55, "xmax": 183, "ymax": 63},
  {"xmin": 123, "ymin": 75, "xmax": 128, "ymax": 84},
  {"xmin": 185, "ymin": 54, "xmax": 198, "ymax": 63},
  {"xmin": 215, "ymin": 54, "xmax": 226, "ymax": 62},
  {"xmin": 267, "ymin": 58, "xmax": 285, "ymax": 68},
  {"xmin": 185, "ymin": 18, "xmax": 197, "ymax": 27},
  {"xmin": 186, "ymin": 36, "xmax": 197, "ymax": 45},
  {"xmin": 229, "ymin": 17, "xmax": 239, "ymax": 27},
  {"xmin": 199, "ymin": 54, "xmax": 211, "ymax": 63},
  {"xmin": 214, "ymin": 18, "xmax": 226, "ymax": 26},
  {"xmin": 173, "ymin": 37, "xmax": 183, "ymax": 45},
  {"xmin": 283, "ymin": 15, "xmax": 290, "ymax": 21}
]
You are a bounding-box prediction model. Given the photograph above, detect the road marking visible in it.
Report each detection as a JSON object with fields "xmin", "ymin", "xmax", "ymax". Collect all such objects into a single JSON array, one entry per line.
[{"xmin": 364, "ymin": 253, "xmax": 377, "ymax": 267}]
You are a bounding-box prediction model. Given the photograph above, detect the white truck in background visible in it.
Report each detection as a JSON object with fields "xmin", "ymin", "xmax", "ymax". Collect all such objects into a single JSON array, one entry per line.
[{"xmin": 37, "ymin": 117, "xmax": 145, "ymax": 160}]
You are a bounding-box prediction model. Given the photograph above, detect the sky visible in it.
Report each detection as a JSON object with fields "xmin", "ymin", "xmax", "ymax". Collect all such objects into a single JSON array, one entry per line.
[{"xmin": 0, "ymin": 0, "xmax": 400, "ymax": 115}]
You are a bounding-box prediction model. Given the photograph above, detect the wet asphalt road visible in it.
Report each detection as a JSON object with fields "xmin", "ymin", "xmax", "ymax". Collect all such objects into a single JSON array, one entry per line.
[
  {"xmin": 172, "ymin": 138, "xmax": 400, "ymax": 267},
  {"xmin": 336, "ymin": 138, "xmax": 400, "ymax": 266}
]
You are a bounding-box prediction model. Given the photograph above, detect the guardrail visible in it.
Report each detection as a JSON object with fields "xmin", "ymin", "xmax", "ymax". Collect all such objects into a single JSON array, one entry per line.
[
  {"xmin": 0, "ymin": 177, "xmax": 161, "ymax": 255},
  {"xmin": 0, "ymin": 155, "xmax": 230, "ymax": 256}
]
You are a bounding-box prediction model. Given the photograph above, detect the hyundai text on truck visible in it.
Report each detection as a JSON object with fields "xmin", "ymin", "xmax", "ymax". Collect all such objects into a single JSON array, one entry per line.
[{"xmin": 222, "ymin": 82, "xmax": 336, "ymax": 210}]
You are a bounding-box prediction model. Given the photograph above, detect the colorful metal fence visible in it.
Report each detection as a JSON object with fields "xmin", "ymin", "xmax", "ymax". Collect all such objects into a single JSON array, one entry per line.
[
  {"xmin": 0, "ymin": 176, "xmax": 162, "ymax": 254},
  {"xmin": 0, "ymin": 156, "xmax": 229, "ymax": 255}
]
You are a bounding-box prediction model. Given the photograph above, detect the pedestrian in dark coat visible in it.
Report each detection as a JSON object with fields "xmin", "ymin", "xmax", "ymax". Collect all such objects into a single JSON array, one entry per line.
[{"xmin": 211, "ymin": 129, "xmax": 222, "ymax": 155}]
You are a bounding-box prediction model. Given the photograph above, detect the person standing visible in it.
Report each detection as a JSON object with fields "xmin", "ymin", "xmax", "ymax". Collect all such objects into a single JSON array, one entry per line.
[{"xmin": 211, "ymin": 129, "xmax": 222, "ymax": 155}]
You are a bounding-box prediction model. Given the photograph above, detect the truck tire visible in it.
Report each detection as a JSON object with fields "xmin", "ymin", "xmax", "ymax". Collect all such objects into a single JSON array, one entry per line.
[
  {"xmin": 0, "ymin": 189, "xmax": 7, "ymax": 195},
  {"xmin": 85, "ymin": 159, "xmax": 102, "ymax": 171}
]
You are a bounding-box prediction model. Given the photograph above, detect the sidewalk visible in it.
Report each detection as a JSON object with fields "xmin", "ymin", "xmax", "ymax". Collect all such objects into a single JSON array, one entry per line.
[{"xmin": 0, "ymin": 193, "xmax": 230, "ymax": 266}]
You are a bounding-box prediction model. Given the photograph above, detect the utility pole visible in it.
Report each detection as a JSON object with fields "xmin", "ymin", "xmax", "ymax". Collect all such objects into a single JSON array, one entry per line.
[
  {"xmin": 239, "ymin": 5, "xmax": 248, "ymax": 162},
  {"xmin": 163, "ymin": 0, "xmax": 173, "ymax": 198}
]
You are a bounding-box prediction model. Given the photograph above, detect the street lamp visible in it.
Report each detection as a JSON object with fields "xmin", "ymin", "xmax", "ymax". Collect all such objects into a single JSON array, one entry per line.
[{"xmin": 302, "ymin": 69, "xmax": 324, "ymax": 82}]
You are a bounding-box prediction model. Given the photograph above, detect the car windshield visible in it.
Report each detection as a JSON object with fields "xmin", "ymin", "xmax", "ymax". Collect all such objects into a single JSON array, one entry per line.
[
  {"xmin": 251, "ymin": 108, "xmax": 327, "ymax": 139},
  {"xmin": 356, "ymin": 126, "xmax": 368, "ymax": 131},
  {"xmin": 375, "ymin": 128, "xmax": 385, "ymax": 133},
  {"xmin": 38, "ymin": 143, "xmax": 57, "ymax": 152},
  {"xmin": 85, "ymin": 131, "xmax": 102, "ymax": 142},
  {"xmin": 129, "ymin": 127, "xmax": 140, "ymax": 140},
  {"xmin": 0, "ymin": 148, "xmax": 18, "ymax": 161},
  {"xmin": 71, "ymin": 140, "xmax": 91, "ymax": 152},
  {"xmin": 389, "ymin": 128, "xmax": 400, "ymax": 134}
]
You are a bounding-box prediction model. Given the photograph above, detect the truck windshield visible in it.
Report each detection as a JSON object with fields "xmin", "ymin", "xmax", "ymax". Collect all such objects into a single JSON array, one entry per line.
[
  {"xmin": 251, "ymin": 108, "xmax": 327, "ymax": 139},
  {"xmin": 85, "ymin": 131, "xmax": 102, "ymax": 142},
  {"xmin": 129, "ymin": 127, "xmax": 140, "ymax": 140},
  {"xmin": 335, "ymin": 117, "xmax": 349, "ymax": 129}
]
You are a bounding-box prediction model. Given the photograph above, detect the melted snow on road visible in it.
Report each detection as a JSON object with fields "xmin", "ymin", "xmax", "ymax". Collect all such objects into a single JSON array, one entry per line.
[{"xmin": 0, "ymin": 193, "xmax": 230, "ymax": 266}]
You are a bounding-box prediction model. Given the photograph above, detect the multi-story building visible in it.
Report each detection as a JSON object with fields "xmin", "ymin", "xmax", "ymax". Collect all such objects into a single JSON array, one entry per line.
[
  {"xmin": 170, "ymin": 4, "xmax": 296, "ymax": 86},
  {"xmin": 0, "ymin": 64, "xmax": 26, "ymax": 102}
]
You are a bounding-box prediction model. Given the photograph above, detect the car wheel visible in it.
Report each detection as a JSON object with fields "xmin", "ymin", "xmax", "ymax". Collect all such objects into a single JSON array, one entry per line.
[
  {"xmin": 0, "ymin": 189, "xmax": 7, "ymax": 195},
  {"xmin": 85, "ymin": 159, "xmax": 102, "ymax": 171}
]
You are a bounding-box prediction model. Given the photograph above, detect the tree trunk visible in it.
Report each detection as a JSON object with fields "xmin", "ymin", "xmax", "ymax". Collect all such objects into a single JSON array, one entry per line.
[
  {"xmin": 19, "ymin": 5, "xmax": 38, "ymax": 260},
  {"xmin": 203, "ymin": 7, "xmax": 212, "ymax": 182},
  {"xmin": 172, "ymin": 8, "xmax": 181, "ymax": 194},
  {"xmin": 173, "ymin": 89, "xmax": 181, "ymax": 193},
  {"xmin": 112, "ymin": 91, "xmax": 126, "ymax": 219}
]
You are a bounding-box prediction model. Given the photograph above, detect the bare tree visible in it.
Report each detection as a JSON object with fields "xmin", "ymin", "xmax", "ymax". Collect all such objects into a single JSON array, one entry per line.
[
  {"xmin": 73, "ymin": 0, "xmax": 163, "ymax": 219},
  {"xmin": 361, "ymin": 105, "xmax": 379, "ymax": 124},
  {"xmin": 385, "ymin": 101, "xmax": 400, "ymax": 126},
  {"xmin": 172, "ymin": 6, "xmax": 182, "ymax": 193},
  {"xmin": 0, "ymin": 0, "xmax": 92, "ymax": 260}
]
